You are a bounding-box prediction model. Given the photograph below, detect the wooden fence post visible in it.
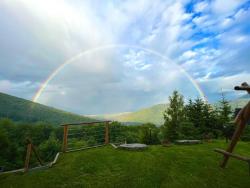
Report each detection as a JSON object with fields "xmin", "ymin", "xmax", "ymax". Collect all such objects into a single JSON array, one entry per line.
[
  {"xmin": 63, "ymin": 125, "xmax": 69, "ymax": 152},
  {"xmin": 105, "ymin": 122, "xmax": 109, "ymax": 144},
  {"xmin": 24, "ymin": 141, "xmax": 32, "ymax": 172},
  {"xmin": 23, "ymin": 139, "xmax": 44, "ymax": 172}
]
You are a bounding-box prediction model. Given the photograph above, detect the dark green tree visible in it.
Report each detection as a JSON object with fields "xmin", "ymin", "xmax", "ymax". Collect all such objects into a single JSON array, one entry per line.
[
  {"xmin": 162, "ymin": 91, "xmax": 185, "ymax": 141},
  {"xmin": 185, "ymin": 98, "xmax": 206, "ymax": 130},
  {"xmin": 178, "ymin": 121, "xmax": 199, "ymax": 139},
  {"xmin": 218, "ymin": 93, "xmax": 232, "ymax": 126},
  {"xmin": 185, "ymin": 98, "xmax": 220, "ymax": 138},
  {"xmin": 217, "ymin": 93, "xmax": 233, "ymax": 141}
]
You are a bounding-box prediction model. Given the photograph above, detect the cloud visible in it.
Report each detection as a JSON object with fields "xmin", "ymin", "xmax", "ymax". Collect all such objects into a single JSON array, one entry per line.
[
  {"xmin": 0, "ymin": 79, "xmax": 39, "ymax": 99},
  {"xmin": 0, "ymin": 0, "xmax": 249, "ymax": 114},
  {"xmin": 180, "ymin": 50, "xmax": 197, "ymax": 60},
  {"xmin": 194, "ymin": 1, "xmax": 209, "ymax": 13},
  {"xmin": 199, "ymin": 72, "xmax": 250, "ymax": 101},
  {"xmin": 211, "ymin": 0, "xmax": 248, "ymax": 15},
  {"xmin": 123, "ymin": 50, "xmax": 152, "ymax": 71}
]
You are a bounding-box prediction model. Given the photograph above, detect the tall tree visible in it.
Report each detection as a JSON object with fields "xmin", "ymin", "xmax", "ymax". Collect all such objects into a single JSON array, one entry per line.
[
  {"xmin": 217, "ymin": 93, "xmax": 233, "ymax": 141},
  {"xmin": 163, "ymin": 91, "xmax": 185, "ymax": 141},
  {"xmin": 185, "ymin": 98, "xmax": 205, "ymax": 129},
  {"xmin": 185, "ymin": 98, "xmax": 219, "ymax": 138},
  {"xmin": 218, "ymin": 93, "xmax": 232, "ymax": 126}
]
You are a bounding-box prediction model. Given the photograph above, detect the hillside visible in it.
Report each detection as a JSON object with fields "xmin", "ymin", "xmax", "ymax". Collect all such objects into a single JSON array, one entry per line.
[
  {"xmin": 92, "ymin": 104, "xmax": 167, "ymax": 125},
  {"xmin": 229, "ymin": 95, "xmax": 250, "ymax": 109},
  {"xmin": 1, "ymin": 141, "xmax": 250, "ymax": 188},
  {"xmin": 0, "ymin": 92, "xmax": 94, "ymax": 125},
  {"xmin": 93, "ymin": 95, "xmax": 250, "ymax": 125}
]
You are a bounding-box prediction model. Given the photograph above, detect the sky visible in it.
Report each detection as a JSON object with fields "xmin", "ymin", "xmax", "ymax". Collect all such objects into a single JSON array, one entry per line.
[{"xmin": 0, "ymin": 0, "xmax": 249, "ymax": 115}]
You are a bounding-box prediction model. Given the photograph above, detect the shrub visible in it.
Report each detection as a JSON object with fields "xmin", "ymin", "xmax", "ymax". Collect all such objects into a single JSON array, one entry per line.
[
  {"xmin": 139, "ymin": 124, "xmax": 160, "ymax": 145},
  {"xmin": 39, "ymin": 133, "xmax": 61, "ymax": 161}
]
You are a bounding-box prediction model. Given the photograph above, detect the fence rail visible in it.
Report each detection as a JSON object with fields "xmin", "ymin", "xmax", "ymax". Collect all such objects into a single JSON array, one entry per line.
[{"xmin": 62, "ymin": 121, "xmax": 112, "ymax": 152}]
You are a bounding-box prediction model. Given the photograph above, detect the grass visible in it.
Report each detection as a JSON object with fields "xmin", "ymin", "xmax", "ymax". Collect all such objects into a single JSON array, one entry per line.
[{"xmin": 0, "ymin": 141, "xmax": 250, "ymax": 188}]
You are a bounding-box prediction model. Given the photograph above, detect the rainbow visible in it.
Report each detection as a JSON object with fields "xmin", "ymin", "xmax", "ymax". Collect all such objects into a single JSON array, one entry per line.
[{"xmin": 32, "ymin": 44, "xmax": 207, "ymax": 102}]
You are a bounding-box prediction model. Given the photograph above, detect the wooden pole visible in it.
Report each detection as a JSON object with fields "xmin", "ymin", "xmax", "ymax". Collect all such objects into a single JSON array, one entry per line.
[
  {"xmin": 215, "ymin": 148, "xmax": 250, "ymax": 162},
  {"xmin": 220, "ymin": 101, "xmax": 250, "ymax": 168},
  {"xmin": 220, "ymin": 121, "xmax": 246, "ymax": 168},
  {"xmin": 105, "ymin": 122, "xmax": 109, "ymax": 144},
  {"xmin": 63, "ymin": 125, "xmax": 69, "ymax": 152},
  {"xmin": 24, "ymin": 142, "xmax": 32, "ymax": 172}
]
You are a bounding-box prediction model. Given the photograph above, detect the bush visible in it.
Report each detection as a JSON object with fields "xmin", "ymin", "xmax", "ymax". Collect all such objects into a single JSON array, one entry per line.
[
  {"xmin": 139, "ymin": 124, "xmax": 160, "ymax": 145},
  {"xmin": 38, "ymin": 133, "xmax": 61, "ymax": 161},
  {"xmin": 125, "ymin": 131, "xmax": 140, "ymax": 143}
]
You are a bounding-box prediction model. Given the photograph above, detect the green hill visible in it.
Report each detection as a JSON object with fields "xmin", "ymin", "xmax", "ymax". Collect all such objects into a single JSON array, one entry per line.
[
  {"xmin": 0, "ymin": 92, "xmax": 94, "ymax": 125},
  {"xmin": 229, "ymin": 95, "xmax": 250, "ymax": 109},
  {"xmin": 92, "ymin": 104, "xmax": 168, "ymax": 125},
  {"xmin": 1, "ymin": 141, "xmax": 250, "ymax": 188},
  {"xmin": 93, "ymin": 95, "xmax": 250, "ymax": 125}
]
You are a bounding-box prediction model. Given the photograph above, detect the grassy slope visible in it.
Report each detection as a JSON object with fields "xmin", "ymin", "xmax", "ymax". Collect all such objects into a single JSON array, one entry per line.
[
  {"xmin": 1, "ymin": 141, "xmax": 250, "ymax": 188},
  {"xmin": 98, "ymin": 104, "xmax": 167, "ymax": 125},
  {"xmin": 0, "ymin": 92, "xmax": 94, "ymax": 125}
]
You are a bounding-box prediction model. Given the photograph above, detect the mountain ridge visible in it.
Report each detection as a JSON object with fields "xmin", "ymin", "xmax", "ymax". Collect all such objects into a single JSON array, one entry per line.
[
  {"xmin": 88, "ymin": 103, "xmax": 168, "ymax": 125},
  {"xmin": 0, "ymin": 92, "xmax": 95, "ymax": 125}
]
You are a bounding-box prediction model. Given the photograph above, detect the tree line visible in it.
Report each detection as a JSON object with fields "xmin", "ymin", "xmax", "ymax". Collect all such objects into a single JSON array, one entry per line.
[{"xmin": 162, "ymin": 91, "xmax": 234, "ymax": 142}]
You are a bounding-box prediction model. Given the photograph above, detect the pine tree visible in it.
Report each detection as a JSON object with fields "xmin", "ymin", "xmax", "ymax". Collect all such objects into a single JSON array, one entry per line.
[
  {"xmin": 218, "ymin": 93, "xmax": 233, "ymax": 142},
  {"xmin": 218, "ymin": 93, "xmax": 232, "ymax": 126},
  {"xmin": 163, "ymin": 91, "xmax": 185, "ymax": 141},
  {"xmin": 185, "ymin": 98, "xmax": 219, "ymax": 138}
]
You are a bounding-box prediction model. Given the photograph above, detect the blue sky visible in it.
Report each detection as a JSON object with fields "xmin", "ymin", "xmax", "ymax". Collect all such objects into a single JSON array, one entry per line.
[{"xmin": 0, "ymin": 0, "xmax": 249, "ymax": 114}]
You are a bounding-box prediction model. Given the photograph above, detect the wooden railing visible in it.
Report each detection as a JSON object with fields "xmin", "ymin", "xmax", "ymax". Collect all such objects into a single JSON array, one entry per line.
[{"xmin": 61, "ymin": 121, "xmax": 111, "ymax": 153}]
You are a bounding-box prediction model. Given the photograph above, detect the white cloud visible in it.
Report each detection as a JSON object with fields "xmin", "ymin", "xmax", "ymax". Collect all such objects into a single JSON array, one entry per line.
[
  {"xmin": 139, "ymin": 1, "xmax": 195, "ymax": 59},
  {"xmin": 0, "ymin": 80, "xmax": 39, "ymax": 99},
  {"xmin": 199, "ymin": 72, "xmax": 250, "ymax": 93},
  {"xmin": 221, "ymin": 18, "xmax": 234, "ymax": 29},
  {"xmin": 180, "ymin": 50, "xmax": 197, "ymax": 60},
  {"xmin": 181, "ymin": 47, "xmax": 221, "ymax": 73},
  {"xmin": 211, "ymin": 0, "xmax": 248, "ymax": 15},
  {"xmin": 123, "ymin": 50, "xmax": 152, "ymax": 71},
  {"xmin": 194, "ymin": 1, "xmax": 209, "ymax": 13}
]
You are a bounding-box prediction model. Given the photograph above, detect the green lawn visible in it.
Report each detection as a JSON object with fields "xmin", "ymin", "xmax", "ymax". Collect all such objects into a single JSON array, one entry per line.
[{"xmin": 0, "ymin": 141, "xmax": 250, "ymax": 188}]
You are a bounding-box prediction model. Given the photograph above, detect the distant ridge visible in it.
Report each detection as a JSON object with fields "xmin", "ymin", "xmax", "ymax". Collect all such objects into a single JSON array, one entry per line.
[
  {"xmin": 0, "ymin": 92, "xmax": 95, "ymax": 125},
  {"xmin": 89, "ymin": 104, "xmax": 168, "ymax": 125},
  {"xmin": 229, "ymin": 94, "xmax": 250, "ymax": 109},
  {"xmin": 90, "ymin": 95, "xmax": 250, "ymax": 125}
]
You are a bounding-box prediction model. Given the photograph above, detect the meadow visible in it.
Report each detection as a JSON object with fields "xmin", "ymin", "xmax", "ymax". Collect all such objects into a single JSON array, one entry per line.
[{"xmin": 1, "ymin": 141, "xmax": 250, "ymax": 188}]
